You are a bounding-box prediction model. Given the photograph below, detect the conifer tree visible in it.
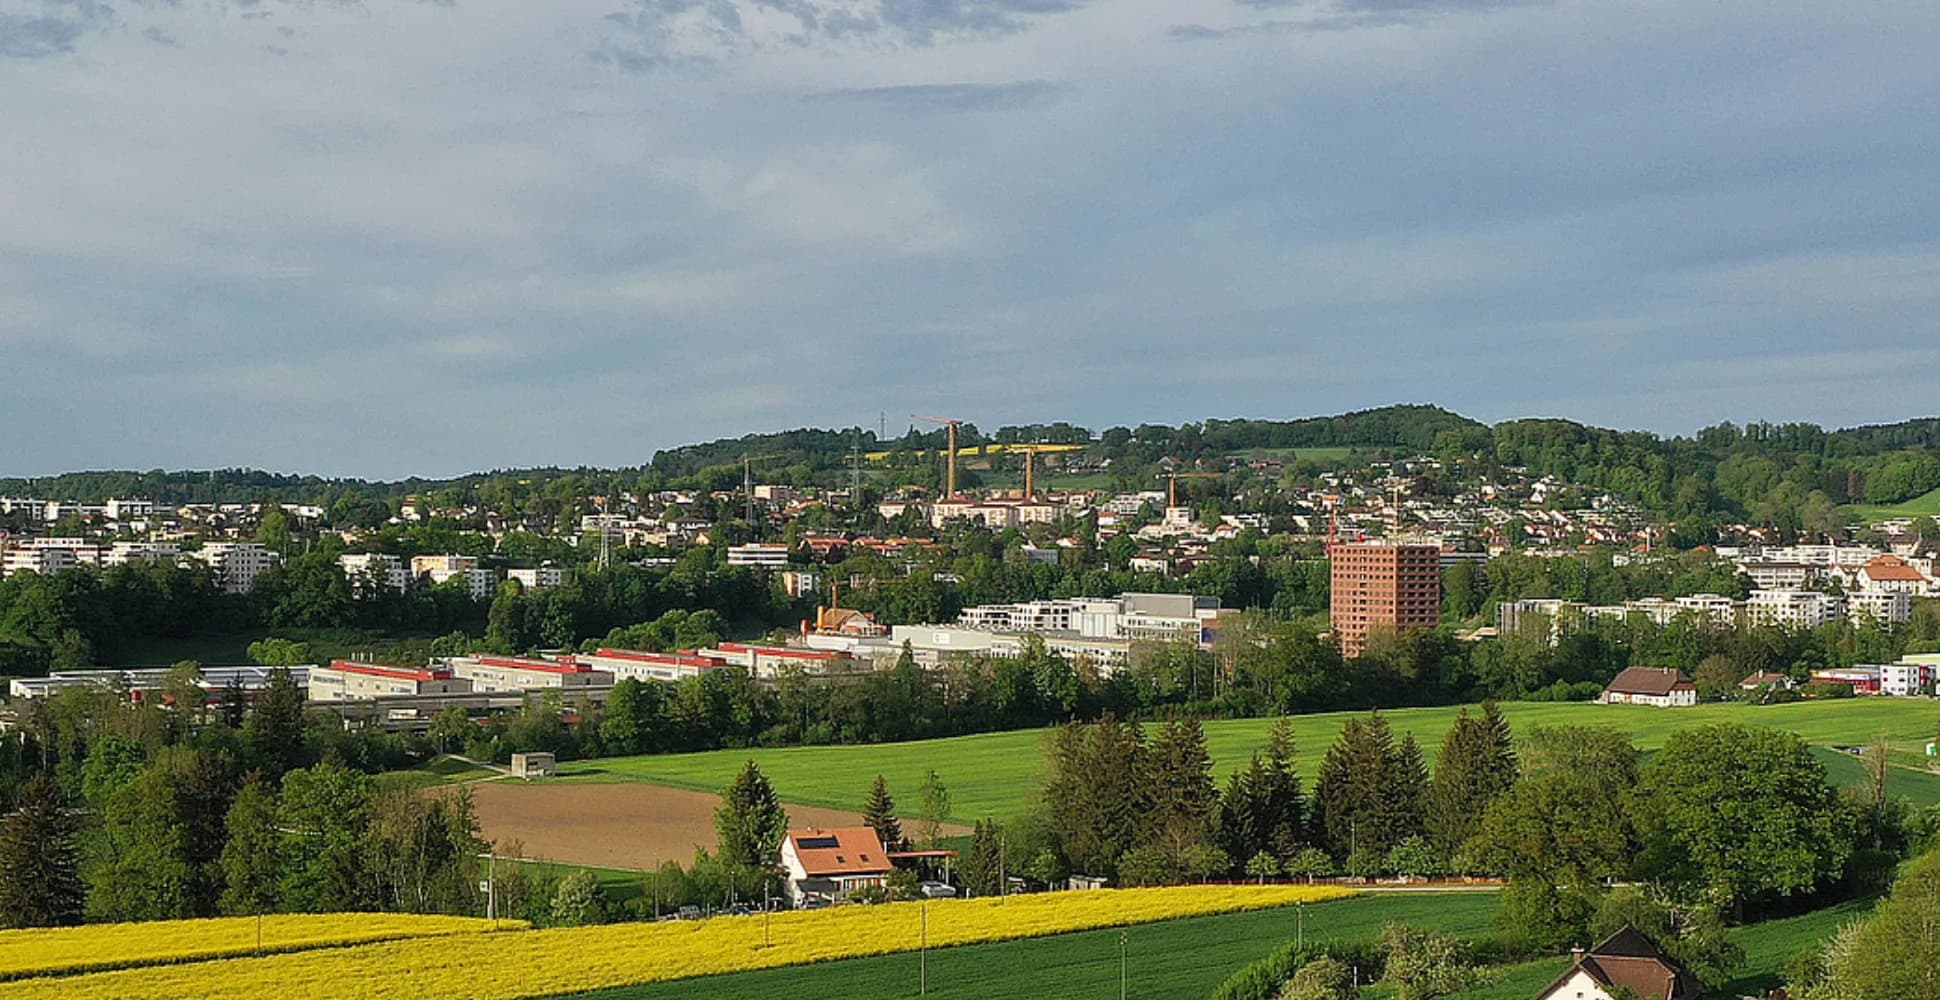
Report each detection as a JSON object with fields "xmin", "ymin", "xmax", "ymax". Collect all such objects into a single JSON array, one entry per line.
[
  {"xmin": 0, "ymin": 776, "xmax": 83, "ymax": 928},
  {"xmin": 1314, "ymin": 712, "xmax": 1423, "ymax": 860},
  {"xmin": 862, "ymin": 775, "xmax": 905, "ymax": 851},
  {"xmin": 1145, "ymin": 718, "xmax": 1216, "ymax": 851},
  {"xmin": 1426, "ymin": 707, "xmax": 1518, "ymax": 856},
  {"xmin": 243, "ymin": 667, "xmax": 308, "ymax": 782},
  {"xmin": 962, "ymin": 820, "xmax": 1005, "ymax": 896},
  {"xmin": 715, "ymin": 761, "xmax": 789, "ymax": 873},
  {"xmin": 219, "ymin": 772, "xmax": 282, "ymax": 916}
]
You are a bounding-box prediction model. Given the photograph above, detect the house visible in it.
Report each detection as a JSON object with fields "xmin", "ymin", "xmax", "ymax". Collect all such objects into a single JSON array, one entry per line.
[
  {"xmin": 780, "ymin": 827, "xmax": 892, "ymax": 906},
  {"xmin": 1532, "ymin": 926, "xmax": 1701, "ymax": 1000},
  {"xmin": 1599, "ymin": 667, "xmax": 1698, "ymax": 707},
  {"xmin": 1738, "ymin": 670, "xmax": 1795, "ymax": 692}
]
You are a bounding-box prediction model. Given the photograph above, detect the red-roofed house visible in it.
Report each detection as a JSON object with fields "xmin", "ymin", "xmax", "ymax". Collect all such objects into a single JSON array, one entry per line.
[
  {"xmin": 781, "ymin": 827, "xmax": 892, "ymax": 905},
  {"xmin": 1857, "ymin": 554, "xmax": 1933, "ymax": 596},
  {"xmin": 1534, "ymin": 926, "xmax": 1700, "ymax": 1000},
  {"xmin": 1599, "ymin": 667, "xmax": 1698, "ymax": 707}
]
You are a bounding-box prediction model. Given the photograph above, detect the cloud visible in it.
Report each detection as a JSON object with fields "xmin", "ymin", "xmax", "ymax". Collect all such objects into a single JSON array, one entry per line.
[
  {"xmin": 807, "ymin": 79, "xmax": 1063, "ymax": 112},
  {"xmin": 4, "ymin": 0, "xmax": 1940, "ymax": 477}
]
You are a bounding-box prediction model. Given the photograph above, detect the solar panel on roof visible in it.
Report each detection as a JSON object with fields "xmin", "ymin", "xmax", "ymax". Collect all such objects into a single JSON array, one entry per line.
[{"xmin": 797, "ymin": 836, "xmax": 840, "ymax": 849}]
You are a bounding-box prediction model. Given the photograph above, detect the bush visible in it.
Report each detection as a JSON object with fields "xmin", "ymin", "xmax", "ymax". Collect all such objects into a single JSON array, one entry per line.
[{"xmin": 547, "ymin": 870, "xmax": 608, "ymax": 927}]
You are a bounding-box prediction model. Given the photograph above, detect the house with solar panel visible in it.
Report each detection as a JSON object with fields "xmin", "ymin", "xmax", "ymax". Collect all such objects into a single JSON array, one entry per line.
[{"xmin": 780, "ymin": 827, "xmax": 893, "ymax": 906}]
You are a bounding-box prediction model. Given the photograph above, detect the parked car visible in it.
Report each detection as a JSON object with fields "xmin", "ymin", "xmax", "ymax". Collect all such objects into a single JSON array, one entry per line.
[
  {"xmin": 918, "ymin": 881, "xmax": 958, "ymax": 898},
  {"xmin": 799, "ymin": 893, "xmax": 834, "ymax": 910}
]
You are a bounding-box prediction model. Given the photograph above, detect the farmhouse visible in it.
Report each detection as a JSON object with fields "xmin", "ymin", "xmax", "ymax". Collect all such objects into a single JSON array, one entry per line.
[
  {"xmin": 1598, "ymin": 667, "xmax": 1697, "ymax": 707},
  {"xmin": 1738, "ymin": 670, "xmax": 1795, "ymax": 692},
  {"xmin": 1532, "ymin": 926, "xmax": 1700, "ymax": 1000},
  {"xmin": 780, "ymin": 827, "xmax": 892, "ymax": 906}
]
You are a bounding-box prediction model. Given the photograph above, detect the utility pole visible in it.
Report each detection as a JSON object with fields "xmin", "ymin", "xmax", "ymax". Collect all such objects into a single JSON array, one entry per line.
[{"xmin": 1120, "ymin": 930, "xmax": 1129, "ymax": 1000}]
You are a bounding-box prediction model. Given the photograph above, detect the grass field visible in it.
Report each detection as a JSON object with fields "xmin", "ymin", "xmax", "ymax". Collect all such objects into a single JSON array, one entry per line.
[
  {"xmin": 558, "ymin": 699, "xmax": 1940, "ymax": 822},
  {"xmin": 557, "ymin": 890, "xmax": 1502, "ymax": 1000},
  {"xmin": 1440, "ymin": 896, "xmax": 1874, "ymax": 1000},
  {"xmin": 1842, "ymin": 485, "xmax": 1940, "ymax": 525}
]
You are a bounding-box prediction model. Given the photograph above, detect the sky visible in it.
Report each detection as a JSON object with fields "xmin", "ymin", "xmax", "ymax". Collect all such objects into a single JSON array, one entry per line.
[{"xmin": 4, "ymin": 0, "xmax": 1939, "ymax": 480}]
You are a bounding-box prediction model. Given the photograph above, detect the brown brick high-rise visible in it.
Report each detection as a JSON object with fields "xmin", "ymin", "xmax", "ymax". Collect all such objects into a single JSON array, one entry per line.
[{"xmin": 1329, "ymin": 541, "xmax": 1442, "ymax": 657}]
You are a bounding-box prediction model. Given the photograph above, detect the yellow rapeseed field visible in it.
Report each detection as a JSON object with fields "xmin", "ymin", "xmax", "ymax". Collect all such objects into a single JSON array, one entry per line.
[
  {"xmin": 1, "ymin": 885, "xmax": 1351, "ymax": 1000},
  {"xmin": 0, "ymin": 913, "xmax": 520, "ymax": 980}
]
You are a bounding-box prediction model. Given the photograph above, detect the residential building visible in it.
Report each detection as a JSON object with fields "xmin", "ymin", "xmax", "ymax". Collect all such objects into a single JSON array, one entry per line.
[
  {"xmin": 1738, "ymin": 670, "xmax": 1795, "ymax": 692},
  {"xmin": 1739, "ymin": 562, "xmax": 1820, "ymax": 590},
  {"xmin": 1880, "ymin": 660, "xmax": 1934, "ymax": 697},
  {"xmin": 194, "ymin": 542, "xmax": 280, "ymax": 594},
  {"xmin": 507, "ymin": 566, "xmax": 564, "ymax": 590},
  {"xmin": 1, "ymin": 544, "xmax": 80, "ymax": 578},
  {"xmin": 106, "ymin": 541, "xmax": 180, "ymax": 566},
  {"xmin": 1599, "ymin": 667, "xmax": 1698, "ymax": 707},
  {"xmin": 1846, "ymin": 589, "xmax": 1912, "ymax": 625},
  {"xmin": 574, "ymin": 648, "xmax": 727, "ymax": 683},
  {"xmin": 1745, "ymin": 590, "xmax": 1844, "ymax": 629},
  {"xmin": 307, "ymin": 660, "xmax": 473, "ymax": 701},
  {"xmin": 1854, "ymin": 554, "xmax": 1933, "ymax": 597},
  {"xmin": 1533, "ymin": 926, "xmax": 1700, "ymax": 1000},
  {"xmin": 780, "ymin": 827, "xmax": 893, "ymax": 906},
  {"xmin": 339, "ymin": 553, "xmax": 411, "ymax": 593},
  {"xmin": 411, "ymin": 554, "xmax": 495, "ymax": 599},
  {"xmin": 780, "ymin": 569, "xmax": 824, "ymax": 599},
  {"xmin": 726, "ymin": 543, "xmax": 790, "ymax": 570},
  {"xmin": 443, "ymin": 655, "xmax": 611, "ymax": 693},
  {"xmin": 1329, "ymin": 540, "xmax": 1441, "ymax": 658}
]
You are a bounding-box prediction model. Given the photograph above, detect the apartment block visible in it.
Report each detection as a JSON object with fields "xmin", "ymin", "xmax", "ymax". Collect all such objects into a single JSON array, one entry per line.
[{"xmin": 1329, "ymin": 541, "xmax": 1442, "ymax": 658}]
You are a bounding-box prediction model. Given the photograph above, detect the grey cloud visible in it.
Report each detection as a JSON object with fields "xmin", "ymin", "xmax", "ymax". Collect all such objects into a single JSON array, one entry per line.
[
  {"xmin": 595, "ymin": 0, "xmax": 1095, "ymax": 73},
  {"xmin": 0, "ymin": 0, "xmax": 114, "ymax": 59},
  {"xmin": 808, "ymin": 80, "xmax": 1063, "ymax": 112}
]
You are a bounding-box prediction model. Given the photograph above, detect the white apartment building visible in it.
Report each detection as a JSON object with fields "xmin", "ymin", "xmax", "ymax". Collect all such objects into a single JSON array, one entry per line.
[
  {"xmin": 410, "ymin": 554, "xmax": 495, "ymax": 599},
  {"xmin": 1847, "ymin": 590, "xmax": 1913, "ymax": 625},
  {"xmin": 725, "ymin": 543, "xmax": 790, "ymax": 569},
  {"xmin": 108, "ymin": 541, "xmax": 180, "ymax": 566},
  {"xmin": 1745, "ymin": 590, "xmax": 1844, "ymax": 629},
  {"xmin": 1, "ymin": 545, "xmax": 81, "ymax": 577},
  {"xmin": 339, "ymin": 553, "xmax": 411, "ymax": 593},
  {"xmin": 1740, "ymin": 562, "xmax": 1820, "ymax": 590},
  {"xmin": 507, "ymin": 566, "xmax": 564, "ymax": 591},
  {"xmin": 1880, "ymin": 661, "xmax": 1934, "ymax": 697},
  {"xmin": 193, "ymin": 542, "xmax": 280, "ymax": 594}
]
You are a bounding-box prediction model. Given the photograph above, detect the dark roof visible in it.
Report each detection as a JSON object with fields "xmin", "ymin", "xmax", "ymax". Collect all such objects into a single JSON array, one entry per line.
[
  {"xmin": 1605, "ymin": 666, "xmax": 1695, "ymax": 697},
  {"xmin": 1536, "ymin": 926, "xmax": 1702, "ymax": 1000}
]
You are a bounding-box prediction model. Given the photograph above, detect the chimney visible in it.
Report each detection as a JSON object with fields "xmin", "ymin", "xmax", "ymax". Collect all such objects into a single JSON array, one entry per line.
[{"xmin": 1570, "ymin": 946, "xmax": 1585, "ymax": 962}]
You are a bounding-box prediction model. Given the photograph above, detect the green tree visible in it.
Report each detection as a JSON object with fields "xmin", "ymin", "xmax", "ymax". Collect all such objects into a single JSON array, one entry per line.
[
  {"xmin": 247, "ymin": 637, "xmax": 313, "ymax": 667},
  {"xmin": 862, "ymin": 775, "xmax": 905, "ymax": 852},
  {"xmin": 1216, "ymin": 720, "xmax": 1307, "ymax": 866},
  {"xmin": 1634, "ymin": 724, "xmax": 1854, "ymax": 910},
  {"xmin": 0, "ymin": 776, "xmax": 83, "ymax": 927},
  {"xmin": 1819, "ymin": 849, "xmax": 1940, "ymax": 1000},
  {"xmin": 917, "ymin": 769, "xmax": 951, "ymax": 849},
  {"xmin": 243, "ymin": 667, "xmax": 309, "ymax": 782},
  {"xmin": 549, "ymin": 869, "xmax": 608, "ymax": 926},
  {"xmin": 218, "ymin": 773, "xmax": 282, "ymax": 916},
  {"xmin": 1145, "ymin": 718, "xmax": 1217, "ymax": 853},
  {"xmin": 1378, "ymin": 923, "xmax": 1479, "ymax": 1000},
  {"xmin": 1314, "ymin": 713, "xmax": 1421, "ymax": 859},
  {"xmin": 1425, "ymin": 706, "xmax": 1517, "ymax": 856},
  {"xmin": 962, "ymin": 819, "xmax": 1005, "ymax": 896},
  {"xmin": 278, "ymin": 763, "xmax": 376, "ymax": 912},
  {"xmin": 1280, "ymin": 955, "xmax": 1358, "ymax": 1000},
  {"xmin": 85, "ymin": 746, "xmax": 236, "ymax": 921},
  {"xmin": 1245, "ymin": 851, "xmax": 1282, "ymax": 884},
  {"xmin": 714, "ymin": 761, "xmax": 788, "ymax": 873}
]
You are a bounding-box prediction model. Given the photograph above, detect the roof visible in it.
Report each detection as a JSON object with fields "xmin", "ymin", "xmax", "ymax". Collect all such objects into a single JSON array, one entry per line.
[
  {"xmin": 469, "ymin": 656, "xmax": 588, "ymax": 675},
  {"xmin": 1605, "ymin": 666, "xmax": 1695, "ymax": 696},
  {"xmin": 1740, "ymin": 670, "xmax": 1791, "ymax": 687},
  {"xmin": 327, "ymin": 660, "xmax": 449, "ymax": 681},
  {"xmin": 589, "ymin": 648, "xmax": 725, "ymax": 668},
  {"xmin": 1537, "ymin": 926, "xmax": 1701, "ymax": 1000},
  {"xmin": 786, "ymin": 827, "xmax": 891, "ymax": 877},
  {"xmin": 1862, "ymin": 556, "xmax": 1927, "ymax": 582}
]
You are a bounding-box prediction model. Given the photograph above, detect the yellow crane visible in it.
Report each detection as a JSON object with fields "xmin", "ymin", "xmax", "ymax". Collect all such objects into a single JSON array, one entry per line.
[
  {"xmin": 911, "ymin": 414, "xmax": 964, "ymax": 497},
  {"xmin": 1011, "ymin": 444, "xmax": 1054, "ymax": 499}
]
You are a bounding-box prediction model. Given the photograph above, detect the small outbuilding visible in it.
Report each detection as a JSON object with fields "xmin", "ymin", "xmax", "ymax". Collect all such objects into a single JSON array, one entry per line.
[{"xmin": 510, "ymin": 752, "xmax": 557, "ymax": 779}]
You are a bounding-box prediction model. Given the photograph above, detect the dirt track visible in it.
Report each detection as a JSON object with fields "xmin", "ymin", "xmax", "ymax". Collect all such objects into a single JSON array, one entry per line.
[{"xmin": 467, "ymin": 781, "xmax": 961, "ymax": 870}]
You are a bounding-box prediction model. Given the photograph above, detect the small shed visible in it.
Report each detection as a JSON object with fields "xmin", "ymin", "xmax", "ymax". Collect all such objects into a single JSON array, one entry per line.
[
  {"xmin": 1067, "ymin": 874, "xmax": 1110, "ymax": 891},
  {"xmin": 510, "ymin": 752, "xmax": 557, "ymax": 779}
]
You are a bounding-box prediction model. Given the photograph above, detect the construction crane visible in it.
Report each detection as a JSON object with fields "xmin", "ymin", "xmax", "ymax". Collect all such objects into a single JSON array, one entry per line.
[
  {"xmin": 1010, "ymin": 444, "xmax": 1053, "ymax": 500},
  {"xmin": 911, "ymin": 415, "xmax": 964, "ymax": 498},
  {"xmin": 741, "ymin": 453, "xmax": 785, "ymax": 523},
  {"xmin": 1158, "ymin": 470, "xmax": 1221, "ymax": 509}
]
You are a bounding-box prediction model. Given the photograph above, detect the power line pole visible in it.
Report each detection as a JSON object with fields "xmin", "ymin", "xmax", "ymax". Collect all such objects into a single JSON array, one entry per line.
[{"xmin": 1120, "ymin": 930, "xmax": 1128, "ymax": 1000}]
